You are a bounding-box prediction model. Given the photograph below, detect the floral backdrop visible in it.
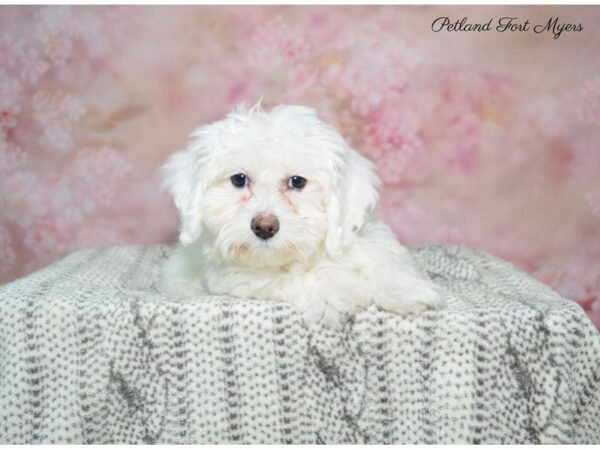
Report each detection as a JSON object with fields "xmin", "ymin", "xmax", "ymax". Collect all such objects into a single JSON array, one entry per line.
[{"xmin": 0, "ymin": 5, "xmax": 599, "ymax": 328}]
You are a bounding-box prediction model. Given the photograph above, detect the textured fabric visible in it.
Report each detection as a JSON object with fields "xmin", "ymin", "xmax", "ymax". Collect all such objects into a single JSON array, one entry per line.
[{"xmin": 0, "ymin": 244, "xmax": 598, "ymax": 444}]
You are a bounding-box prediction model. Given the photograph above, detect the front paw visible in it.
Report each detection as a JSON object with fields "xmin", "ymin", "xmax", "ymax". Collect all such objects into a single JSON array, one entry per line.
[
  {"xmin": 300, "ymin": 298, "xmax": 350, "ymax": 330},
  {"xmin": 296, "ymin": 275, "xmax": 371, "ymax": 329},
  {"xmin": 374, "ymin": 277, "xmax": 445, "ymax": 315}
]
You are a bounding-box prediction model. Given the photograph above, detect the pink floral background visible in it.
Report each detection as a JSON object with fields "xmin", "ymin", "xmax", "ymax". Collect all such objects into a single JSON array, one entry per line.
[{"xmin": 0, "ymin": 5, "xmax": 599, "ymax": 328}]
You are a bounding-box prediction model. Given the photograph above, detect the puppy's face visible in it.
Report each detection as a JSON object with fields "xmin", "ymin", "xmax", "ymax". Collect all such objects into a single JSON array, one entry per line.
[
  {"xmin": 162, "ymin": 103, "xmax": 381, "ymax": 269},
  {"xmin": 200, "ymin": 139, "xmax": 330, "ymax": 268}
]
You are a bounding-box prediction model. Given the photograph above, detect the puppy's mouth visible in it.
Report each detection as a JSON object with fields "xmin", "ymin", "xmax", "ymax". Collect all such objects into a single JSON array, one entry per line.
[
  {"xmin": 229, "ymin": 242, "xmax": 251, "ymax": 260},
  {"xmin": 226, "ymin": 239, "xmax": 301, "ymax": 269}
]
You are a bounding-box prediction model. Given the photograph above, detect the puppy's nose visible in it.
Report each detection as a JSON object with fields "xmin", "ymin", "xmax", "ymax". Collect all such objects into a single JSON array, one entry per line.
[{"xmin": 251, "ymin": 214, "xmax": 279, "ymax": 240}]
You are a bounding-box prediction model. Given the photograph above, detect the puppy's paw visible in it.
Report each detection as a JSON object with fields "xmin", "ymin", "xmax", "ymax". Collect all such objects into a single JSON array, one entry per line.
[
  {"xmin": 297, "ymin": 274, "xmax": 370, "ymax": 329},
  {"xmin": 300, "ymin": 299, "xmax": 350, "ymax": 330},
  {"xmin": 374, "ymin": 277, "xmax": 445, "ymax": 315}
]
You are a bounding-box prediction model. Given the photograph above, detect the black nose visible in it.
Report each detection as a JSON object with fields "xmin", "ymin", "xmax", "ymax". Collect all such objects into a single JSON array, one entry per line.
[{"xmin": 251, "ymin": 214, "xmax": 279, "ymax": 240}]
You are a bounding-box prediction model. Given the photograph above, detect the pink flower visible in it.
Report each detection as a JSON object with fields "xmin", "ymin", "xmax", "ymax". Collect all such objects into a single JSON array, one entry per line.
[
  {"xmin": 248, "ymin": 15, "xmax": 287, "ymax": 67},
  {"xmin": 40, "ymin": 33, "xmax": 74, "ymax": 67},
  {"xmin": 38, "ymin": 124, "xmax": 72, "ymax": 152},
  {"xmin": 54, "ymin": 206, "xmax": 84, "ymax": 233},
  {"xmin": 280, "ymin": 36, "xmax": 309, "ymax": 64},
  {"xmin": 3, "ymin": 170, "xmax": 36, "ymax": 205},
  {"xmin": 33, "ymin": 91, "xmax": 86, "ymax": 126},
  {"xmin": 523, "ymin": 95, "xmax": 565, "ymax": 138},
  {"xmin": 0, "ymin": 140, "xmax": 27, "ymax": 174},
  {"xmin": 320, "ymin": 40, "xmax": 417, "ymax": 116},
  {"xmin": 446, "ymin": 145, "xmax": 480, "ymax": 174},
  {"xmin": 35, "ymin": 7, "xmax": 77, "ymax": 37},
  {"xmin": 3, "ymin": 170, "xmax": 37, "ymax": 228},
  {"xmin": 365, "ymin": 109, "xmax": 422, "ymax": 153},
  {"xmin": 0, "ymin": 224, "xmax": 16, "ymax": 275},
  {"xmin": 569, "ymin": 142, "xmax": 600, "ymax": 180},
  {"xmin": 283, "ymin": 63, "xmax": 319, "ymax": 100},
  {"xmin": 61, "ymin": 92, "xmax": 86, "ymax": 121},
  {"xmin": 23, "ymin": 222, "xmax": 67, "ymax": 257},
  {"xmin": 32, "ymin": 91, "xmax": 86, "ymax": 152},
  {"xmin": 437, "ymin": 70, "xmax": 515, "ymax": 118},
  {"xmin": 380, "ymin": 193, "xmax": 428, "ymax": 245},
  {"xmin": 23, "ymin": 183, "xmax": 52, "ymax": 219},
  {"xmin": 75, "ymin": 12, "xmax": 110, "ymax": 58},
  {"xmin": 74, "ymin": 147, "xmax": 132, "ymax": 208},
  {"xmin": 35, "ymin": 6, "xmax": 77, "ymax": 67},
  {"xmin": 44, "ymin": 174, "xmax": 76, "ymax": 216},
  {"xmin": 585, "ymin": 190, "xmax": 600, "ymax": 219},
  {"xmin": 0, "ymin": 33, "xmax": 25, "ymax": 70},
  {"xmin": 376, "ymin": 148, "xmax": 417, "ymax": 184},
  {"xmin": 319, "ymin": 64, "xmax": 347, "ymax": 100},
  {"xmin": 248, "ymin": 16, "xmax": 310, "ymax": 68},
  {"xmin": 386, "ymin": 199, "xmax": 465, "ymax": 246},
  {"xmin": 0, "ymin": 71, "xmax": 24, "ymax": 128},
  {"xmin": 19, "ymin": 47, "xmax": 50, "ymax": 85},
  {"xmin": 362, "ymin": 108, "xmax": 423, "ymax": 183},
  {"xmin": 576, "ymin": 75, "xmax": 600, "ymax": 125}
]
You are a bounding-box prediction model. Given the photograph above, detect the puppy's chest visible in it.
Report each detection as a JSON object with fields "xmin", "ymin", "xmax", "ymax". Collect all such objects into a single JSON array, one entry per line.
[{"xmin": 203, "ymin": 265, "xmax": 300, "ymax": 301}]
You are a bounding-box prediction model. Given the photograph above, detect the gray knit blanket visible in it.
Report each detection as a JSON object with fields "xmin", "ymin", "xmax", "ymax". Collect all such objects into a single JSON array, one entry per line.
[{"xmin": 0, "ymin": 244, "xmax": 599, "ymax": 444}]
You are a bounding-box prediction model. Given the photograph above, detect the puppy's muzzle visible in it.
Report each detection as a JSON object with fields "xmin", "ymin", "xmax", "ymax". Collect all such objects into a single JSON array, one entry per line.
[{"xmin": 251, "ymin": 214, "xmax": 279, "ymax": 240}]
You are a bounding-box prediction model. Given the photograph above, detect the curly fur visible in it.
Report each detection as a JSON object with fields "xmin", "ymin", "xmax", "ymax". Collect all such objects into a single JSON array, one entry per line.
[{"xmin": 160, "ymin": 102, "xmax": 444, "ymax": 328}]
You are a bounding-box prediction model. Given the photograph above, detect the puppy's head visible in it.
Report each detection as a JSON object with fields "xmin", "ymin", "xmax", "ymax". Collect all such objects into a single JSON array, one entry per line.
[{"xmin": 162, "ymin": 102, "xmax": 381, "ymax": 268}]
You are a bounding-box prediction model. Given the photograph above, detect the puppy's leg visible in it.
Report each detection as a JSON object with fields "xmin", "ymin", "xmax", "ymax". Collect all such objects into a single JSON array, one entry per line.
[
  {"xmin": 355, "ymin": 222, "xmax": 445, "ymax": 314},
  {"xmin": 371, "ymin": 262, "xmax": 444, "ymax": 314},
  {"xmin": 160, "ymin": 245, "xmax": 207, "ymax": 297},
  {"xmin": 374, "ymin": 252, "xmax": 444, "ymax": 314},
  {"xmin": 291, "ymin": 267, "xmax": 372, "ymax": 329}
]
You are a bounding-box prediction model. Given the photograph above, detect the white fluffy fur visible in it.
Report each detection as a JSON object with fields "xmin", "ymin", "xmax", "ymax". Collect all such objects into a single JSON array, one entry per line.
[{"xmin": 161, "ymin": 102, "xmax": 444, "ymax": 328}]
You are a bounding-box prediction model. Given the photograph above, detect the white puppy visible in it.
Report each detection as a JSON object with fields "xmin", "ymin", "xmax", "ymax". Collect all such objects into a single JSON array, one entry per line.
[{"xmin": 161, "ymin": 102, "xmax": 444, "ymax": 328}]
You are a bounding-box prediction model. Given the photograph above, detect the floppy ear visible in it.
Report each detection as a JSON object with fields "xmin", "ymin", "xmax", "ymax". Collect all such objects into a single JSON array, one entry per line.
[
  {"xmin": 325, "ymin": 144, "xmax": 381, "ymax": 257},
  {"xmin": 161, "ymin": 129, "xmax": 213, "ymax": 246}
]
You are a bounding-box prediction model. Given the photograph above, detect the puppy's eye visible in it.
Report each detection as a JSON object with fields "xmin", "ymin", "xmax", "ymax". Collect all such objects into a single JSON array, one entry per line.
[
  {"xmin": 230, "ymin": 173, "xmax": 247, "ymax": 188},
  {"xmin": 287, "ymin": 175, "xmax": 307, "ymax": 190}
]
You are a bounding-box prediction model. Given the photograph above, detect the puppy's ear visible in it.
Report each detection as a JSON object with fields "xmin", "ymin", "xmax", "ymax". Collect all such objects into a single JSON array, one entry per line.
[
  {"xmin": 161, "ymin": 129, "xmax": 213, "ymax": 246},
  {"xmin": 325, "ymin": 144, "xmax": 381, "ymax": 257}
]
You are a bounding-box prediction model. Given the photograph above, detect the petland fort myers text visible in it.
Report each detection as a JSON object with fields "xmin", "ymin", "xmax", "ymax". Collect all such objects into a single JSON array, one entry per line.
[{"xmin": 432, "ymin": 17, "xmax": 583, "ymax": 40}]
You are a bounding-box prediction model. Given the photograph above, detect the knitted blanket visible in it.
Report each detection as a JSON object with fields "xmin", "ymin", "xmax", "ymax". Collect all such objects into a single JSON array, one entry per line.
[{"xmin": 0, "ymin": 244, "xmax": 598, "ymax": 444}]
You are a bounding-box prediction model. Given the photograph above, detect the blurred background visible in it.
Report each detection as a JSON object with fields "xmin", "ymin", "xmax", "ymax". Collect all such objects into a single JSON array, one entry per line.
[{"xmin": 0, "ymin": 5, "xmax": 598, "ymax": 328}]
